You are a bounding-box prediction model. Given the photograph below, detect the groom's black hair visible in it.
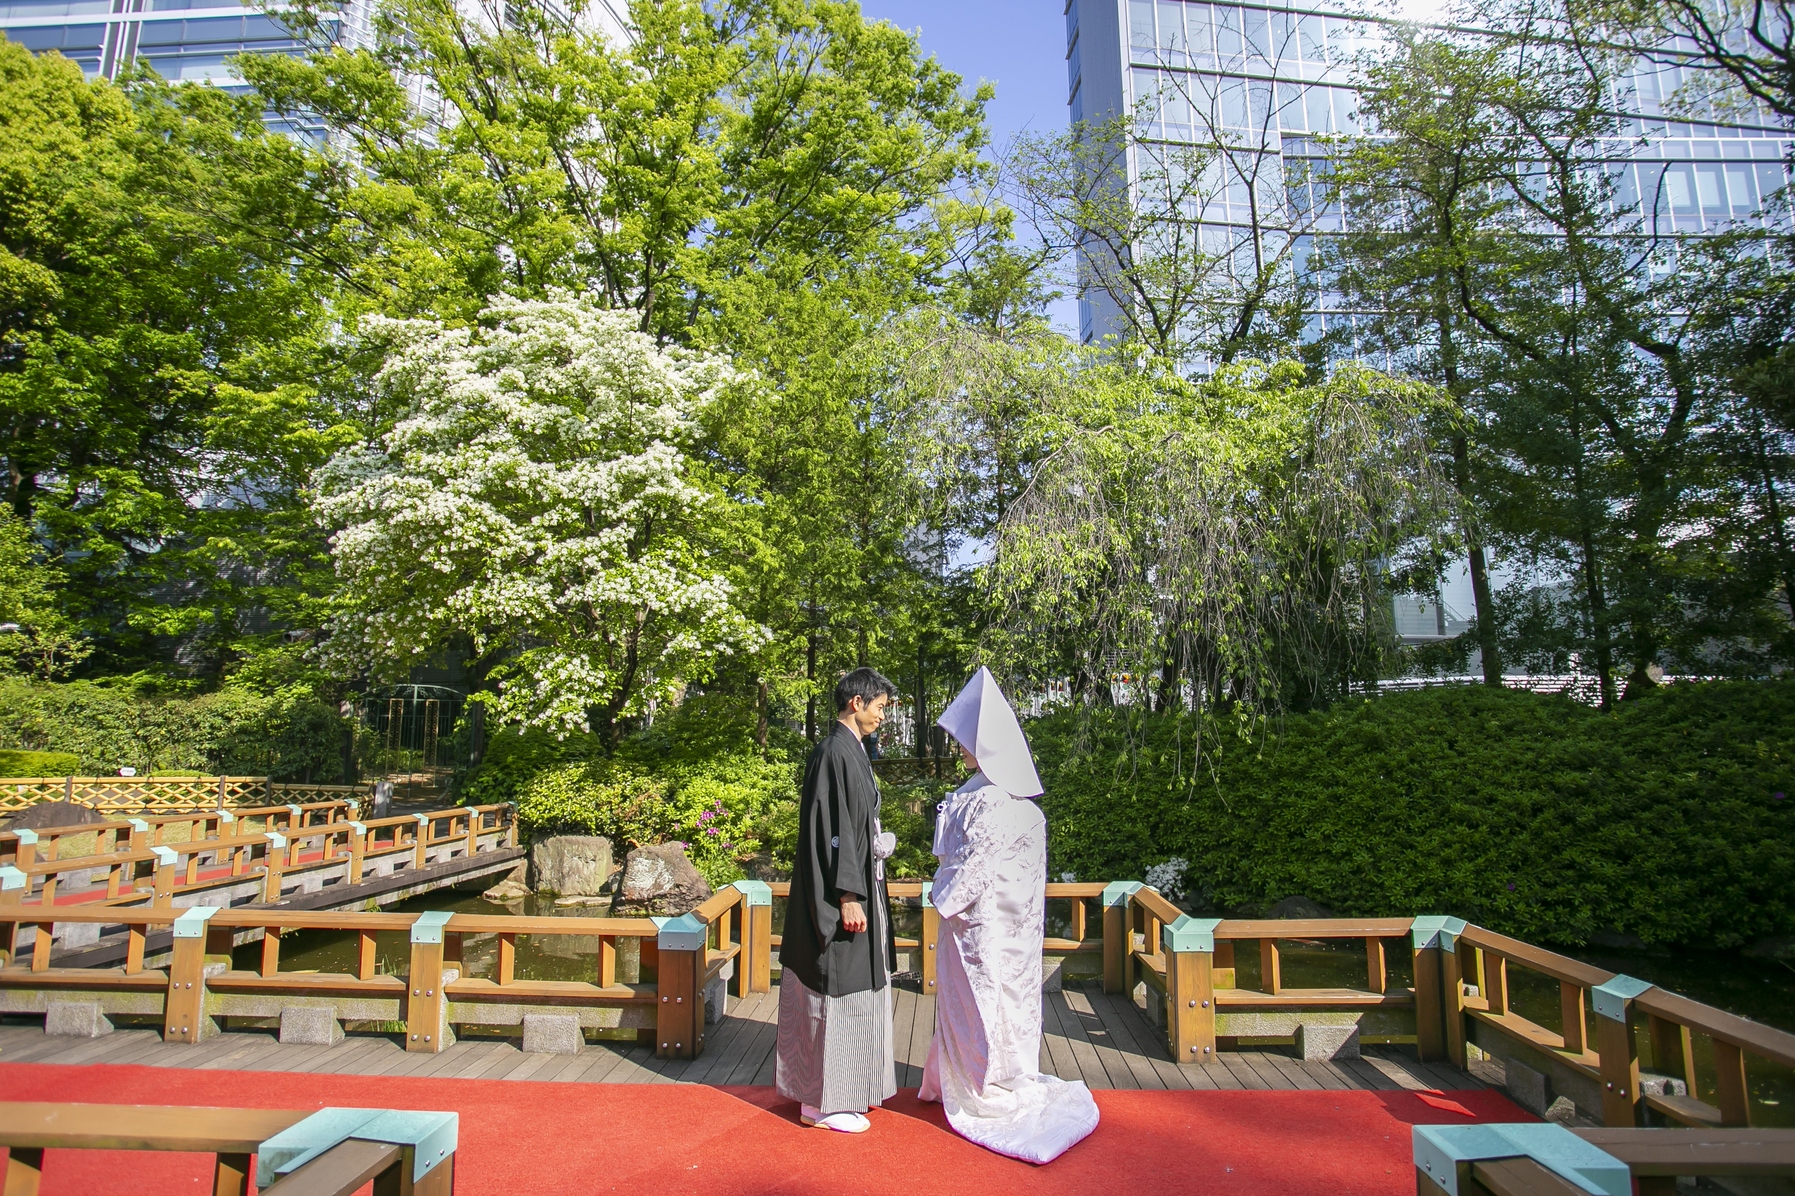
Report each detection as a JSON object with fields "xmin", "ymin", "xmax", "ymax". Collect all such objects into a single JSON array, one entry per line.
[{"xmin": 834, "ymin": 667, "xmax": 899, "ymax": 713}]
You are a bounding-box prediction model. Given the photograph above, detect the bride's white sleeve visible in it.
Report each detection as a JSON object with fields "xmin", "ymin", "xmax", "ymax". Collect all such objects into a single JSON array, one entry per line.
[{"xmin": 931, "ymin": 788, "xmax": 1031, "ymax": 920}]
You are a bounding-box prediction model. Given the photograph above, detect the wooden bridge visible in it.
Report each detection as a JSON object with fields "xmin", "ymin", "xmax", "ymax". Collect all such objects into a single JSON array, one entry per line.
[
  {"xmin": 0, "ymin": 801, "xmax": 525, "ymax": 971},
  {"xmin": 1, "ymin": 870, "xmax": 1791, "ymax": 1131}
]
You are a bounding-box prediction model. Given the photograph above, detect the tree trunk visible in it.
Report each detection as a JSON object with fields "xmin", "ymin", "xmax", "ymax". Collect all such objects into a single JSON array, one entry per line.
[
  {"xmin": 914, "ymin": 640, "xmax": 928, "ymax": 758},
  {"xmin": 755, "ymin": 678, "xmax": 769, "ymax": 756}
]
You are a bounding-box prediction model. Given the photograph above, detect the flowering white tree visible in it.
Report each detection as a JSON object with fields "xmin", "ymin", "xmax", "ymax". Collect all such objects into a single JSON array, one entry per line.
[{"xmin": 312, "ymin": 294, "xmax": 767, "ymax": 740}]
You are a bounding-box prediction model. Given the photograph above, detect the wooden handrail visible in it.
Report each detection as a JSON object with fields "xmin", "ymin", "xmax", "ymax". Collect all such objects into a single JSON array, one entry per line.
[
  {"xmin": 1455, "ymin": 923, "xmax": 1613, "ymax": 988},
  {"xmin": 1217, "ymin": 917, "xmax": 1416, "ymax": 939}
]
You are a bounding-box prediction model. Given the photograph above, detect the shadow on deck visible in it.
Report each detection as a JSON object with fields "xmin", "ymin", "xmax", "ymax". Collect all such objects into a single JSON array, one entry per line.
[{"xmin": 0, "ymin": 977, "xmax": 1486, "ymax": 1093}]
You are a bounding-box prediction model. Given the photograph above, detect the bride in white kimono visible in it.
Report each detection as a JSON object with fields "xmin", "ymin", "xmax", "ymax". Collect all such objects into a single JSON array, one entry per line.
[{"xmin": 918, "ymin": 667, "xmax": 1101, "ymax": 1164}]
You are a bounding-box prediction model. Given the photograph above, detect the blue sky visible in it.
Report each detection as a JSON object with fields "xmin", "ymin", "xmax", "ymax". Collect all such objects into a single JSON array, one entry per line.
[
  {"xmin": 855, "ymin": 1, "xmax": 1078, "ymax": 331},
  {"xmin": 854, "ymin": 1, "xmax": 1070, "ymax": 155}
]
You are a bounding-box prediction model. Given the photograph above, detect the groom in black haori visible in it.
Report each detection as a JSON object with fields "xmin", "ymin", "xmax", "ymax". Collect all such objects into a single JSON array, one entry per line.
[{"xmin": 776, "ymin": 667, "xmax": 900, "ymax": 1134}]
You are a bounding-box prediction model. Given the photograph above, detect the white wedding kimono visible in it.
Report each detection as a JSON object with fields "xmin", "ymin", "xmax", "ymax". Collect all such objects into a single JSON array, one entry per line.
[{"xmin": 918, "ymin": 770, "xmax": 1101, "ymax": 1164}]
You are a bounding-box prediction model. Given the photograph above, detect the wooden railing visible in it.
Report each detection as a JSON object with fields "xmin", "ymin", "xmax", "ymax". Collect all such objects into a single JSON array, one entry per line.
[
  {"xmin": 4, "ymin": 872, "xmax": 1791, "ymax": 1117},
  {"xmin": 0, "ymin": 804, "xmax": 515, "ymax": 919},
  {"xmin": 0, "ymin": 1101, "xmax": 457, "ymax": 1195},
  {"xmin": 0, "ymin": 775, "xmax": 372, "ymax": 814},
  {"xmin": 0, "ymin": 876, "xmax": 767, "ymax": 1059}
]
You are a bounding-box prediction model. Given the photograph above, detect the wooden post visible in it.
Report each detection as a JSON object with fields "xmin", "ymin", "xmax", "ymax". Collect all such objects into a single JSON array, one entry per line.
[
  {"xmin": 1592, "ymin": 975, "xmax": 1651, "ymax": 1127},
  {"xmin": 406, "ymin": 911, "xmax": 452, "ymax": 1053},
  {"xmin": 731, "ymin": 880, "xmax": 772, "ymax": 996},
  {"xmin": 1100, "ymin": 882, "xmax": 1140, "ymax": 994},
  {"xmin": 357, "ymin": 931, "xmax": 377, "ymax": 981},
  {"xmin": 1562, "ymin": 982, "xmax": 1588, "ymax": 1055},
  {"xmin": 1443, "ymin": 938, "xmax": 1471, "ymax": 1067},
  {"xmin": 1410, "ymin": 916, "xmax": 1463, "ymax": 1064},
  {"xmin": 414, "ymin": 815, "xmax": 430, "ymax": 870},
  {"xmin": 465, "ymin": 810, "xmax": 478, "ymax": 858},
  {"xmin": 6, "ymin": 1146, "xmax": 42, "ymax": 1196},
  {"xmin": 349, "ymin": 821, "xmax": 367, "ymax": 884},
  {"xmin": 1070, "ymin": 896, "xmax": 1087, "ymax": 945},
  {"xmin": 13, "ymin": 830, "xmax": 35, "ymax": 869},
  {"xmin": 496, "ymin": 932, "xmax": 516, "ymax": 985},
  {"xmin": 260, "ymin": 927, "xmax": 280, "ymax": 977},
  {"xmin": 164, "ymin": 906, "xmax": 220, "ymax": 1043},
  {"xmin": 1367, "ymin": 937, "xmax": 1387, "ymax": 995},
  {"xmin": 922, "ymin": 883, "xmax": 940, "ymax": 995},
  {"xmin": 151, "ymin": 846, "xmax": 177, "ymax": 908},
  {"xmin": 1484, "ymin": 952, "xmax": 1508, "ymax": 1016},
  {"xmin": 1259, "ymin": 939, "xmax": 1282, "ymax": 995},
  {"xmin": 1213, "ymin": 940, "xmax": 1236, "ymax": 989},
  {"xmin": 656, "ymin": 914, "xmax": 704, "ymax": 1059},
  {"xmin": 213, "ymin": 1153, "xmax": 251, "ymax": 1196},
  {"xmin": 1714, "ymin": 1040, "xmax": 1752, "ymax": 1127},
  {"xmin": 1163, "ymin": 915, "xmax": 1220, "ymax": 1065},
  {"xmin": 598, "ymin": 935, "xmax": 617, "ymax": 989},
  {"xmin": 261, "ymin": 834, "xmax": 287, "ymax": 903}
]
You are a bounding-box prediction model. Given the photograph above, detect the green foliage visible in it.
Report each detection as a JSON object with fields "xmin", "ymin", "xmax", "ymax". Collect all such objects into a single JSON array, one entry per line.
[
  {"xmin": 0, "ymin": 40, "xmax": 355, "ymax": 678},
  {"xmin": 0, "ymin": 748, "xmax": 78, "ymax": 775},
  {"xmin": 0, "ymin": 678, "xmax": 348, "ymax": 780},
  {"xmin": 1032, "ymin": 681, "xmax": 1795, "ymax": 948}
]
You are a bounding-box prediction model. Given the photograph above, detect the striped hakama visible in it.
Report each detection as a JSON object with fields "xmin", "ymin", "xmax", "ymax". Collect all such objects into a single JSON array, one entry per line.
[{"xmin": 775, "ymin": 898, "xmax": 896, "ymax": 1113}]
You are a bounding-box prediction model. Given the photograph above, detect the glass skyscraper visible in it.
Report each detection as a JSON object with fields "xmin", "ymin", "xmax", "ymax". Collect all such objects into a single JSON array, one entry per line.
[
  {"xmin": 1063, "ymin": 0, "xmax": 1793, "ymax": 346},
  {"xmin": 0, "ymin": 0, "xmax": 626, "ymax": 138}
]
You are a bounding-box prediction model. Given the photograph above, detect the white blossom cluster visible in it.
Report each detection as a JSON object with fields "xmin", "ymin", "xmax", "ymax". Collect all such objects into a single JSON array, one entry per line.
[{"xmin": 312, "ymin": 293, "xmax": 768, "ymax": 734}]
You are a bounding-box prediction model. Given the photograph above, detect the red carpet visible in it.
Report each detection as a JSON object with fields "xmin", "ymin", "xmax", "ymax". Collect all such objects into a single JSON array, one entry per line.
[{"xmin": 0, "ymin": 1062, "xmax": 1530, "ymax": 1195}]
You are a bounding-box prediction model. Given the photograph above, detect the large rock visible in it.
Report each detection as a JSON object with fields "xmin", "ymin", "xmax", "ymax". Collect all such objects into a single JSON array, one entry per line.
[
  {"xmin": 1, "ymin": 801, "xmax": 106, "ymax": 832},
  {"xmin": 530, "ymin": 835, "xmax": 614, "ymax": 896},
  {"xmin": 610, "ymin": 843, "xmax": 711, "ymax": 917}
]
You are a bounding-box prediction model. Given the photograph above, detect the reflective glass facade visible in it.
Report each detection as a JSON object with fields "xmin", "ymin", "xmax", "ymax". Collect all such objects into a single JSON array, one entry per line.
[{"xmin": 1065, "ymin": 0, "xmax": 1794, "ymax": 345}]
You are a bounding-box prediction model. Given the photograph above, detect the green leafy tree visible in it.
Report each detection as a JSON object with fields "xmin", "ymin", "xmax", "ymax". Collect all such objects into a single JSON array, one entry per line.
[{"xmin": 0, "ymin": 40, "xmax": 353, "ymax": 677}]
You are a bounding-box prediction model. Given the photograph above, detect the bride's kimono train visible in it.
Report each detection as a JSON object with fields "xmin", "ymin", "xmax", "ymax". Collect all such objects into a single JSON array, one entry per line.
[{"xmin": 918, "ymin": 668, "xmax": 1101, "ymax": 1164}]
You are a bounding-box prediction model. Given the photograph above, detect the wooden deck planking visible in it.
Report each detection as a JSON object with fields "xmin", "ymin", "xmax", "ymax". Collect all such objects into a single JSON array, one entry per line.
[{"xmin": 0, "ymin": 987, "xmax": 1488, "ymax": 1095}]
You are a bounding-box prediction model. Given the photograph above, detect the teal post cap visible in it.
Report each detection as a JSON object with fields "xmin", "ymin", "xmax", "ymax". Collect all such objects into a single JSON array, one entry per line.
[
  {"xmin": 919, "ymin": 880, "xmax": 933, "ymax": 907},
  {"xmin": 150, "ymin": 845, "xmax": 179, "ymax": 867},
  {"xmin": 349, "ymin": 821, "xmax": 367, "ymax": 834},
  {"xmin": 1101, "ymin": 881, "xmax": 1144, "ymax": 907},
  {"xmin": 0, "ymin": 865, "xmax": 25, "ymax": 891},
  {"xmin": 1162, "ymin": 915, "xmax": 1222, "ymax": 954},
  {"xmin": 657, "ymin": 912, "xmax": 707, "ymax": 951},
  {"xmin": 264, "ymin": 831, "xmax": 288, "ymax": 849},
  {"xmin": 218, "ymin": 811, "xmax": 235, "ymax": 823},
  {"xmin": 410, "ymin": 910, "xmax": 454, "ymax": 945},
  {"xmin": 1414, "ymin": 1123, "xmax": 1629, "ymax": 1196},
  {"xmin": 258, "ymin": 1107, "xmax": 458, "ymax": 1185},
  {"xmin": 171, "ymin": 905, "xmax": 220, "ymax": 939},
  {"xmin": 1591, "ymin": 974, "xmax": 1653, "ymax": 1022},
  {"xmin": 414, "ymin": 813, "xmax": 430, "ymax": 824},
  {"xmin": 729, "ymin": 880, "xmax": 772, "ymax": 906},
  {"xmin": 127, "ymin": 818, "xmax": 150, "ymax": 832},
  {"xmin": 286, "ymin": 803, "xmax": 304, "ymax": 815},
  {"xmin": 12, "ymin": 828, "xmax": 37, "ymax": 845},
  {"xmin": 1412, "ymin": 915, "xmax": 1468, "ymax": 950}
]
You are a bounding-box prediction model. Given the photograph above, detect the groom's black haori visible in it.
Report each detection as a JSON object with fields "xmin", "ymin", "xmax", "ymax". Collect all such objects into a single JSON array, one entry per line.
[{"xmin": 780, "ymin": 719, "xmax": 897, "ymax": 996}]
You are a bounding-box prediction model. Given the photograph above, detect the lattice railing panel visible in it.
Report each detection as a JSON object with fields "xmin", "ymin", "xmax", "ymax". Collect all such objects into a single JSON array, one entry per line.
[{"xmin": 0, "ymin": 776, "xmax": 369, "ymax": 814}]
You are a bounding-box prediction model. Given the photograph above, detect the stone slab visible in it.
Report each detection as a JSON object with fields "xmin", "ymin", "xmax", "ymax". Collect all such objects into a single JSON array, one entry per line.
[
  {"xmin": 522, "ymin": 1013, "xmax": 584, "ymax": 1054},
  {"xmin": 45, "ymin": 1000, "xmax": 113, "ymax": 1038},
  {"xmin": 1294, "ymin": 1022, "xmax": 1360, "ymax": 1061},
  {"xmin": 703, "ymin": 959, "xmax": 735, "ymax": 1025},
  {"xmin": 279, "ymin": 1006, "xmax": 346, "ymax": 1046},
  {"xmin": 1504, "ymin": 1057, "xmax": 1551, "ymax": 1115}
]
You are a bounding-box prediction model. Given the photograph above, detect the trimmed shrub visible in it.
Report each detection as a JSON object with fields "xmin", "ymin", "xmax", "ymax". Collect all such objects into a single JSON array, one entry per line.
[
  {"xmin": 0, "ymin": 749, "xmax": 80, "ymax": 775},
  {"xmin": 1031, "ymin": 680, "xmax": 1795, "ymax": 948},
  {"xmin": 0, "ymin": 679, "xmax": 348, "ymax": 781}
]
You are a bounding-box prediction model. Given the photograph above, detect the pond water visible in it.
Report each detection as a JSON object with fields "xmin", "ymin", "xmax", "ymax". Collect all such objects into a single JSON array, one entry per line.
[{"xmin": 257, "ymin": 885, "xmax": 1794, "ymax": 1123}]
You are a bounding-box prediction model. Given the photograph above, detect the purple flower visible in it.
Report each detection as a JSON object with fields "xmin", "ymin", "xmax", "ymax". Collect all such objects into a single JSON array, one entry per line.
[
  {"xmin": 1775, "ymin": 792, "xmax": 1786, "ymax": 802},
  {"xmin": 1507, "ymin": 882, "xmax": 1515, "ymax": 891}
]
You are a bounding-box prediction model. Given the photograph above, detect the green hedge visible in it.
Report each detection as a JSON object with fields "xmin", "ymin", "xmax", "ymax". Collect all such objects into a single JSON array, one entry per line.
[
  {"xmin": 0, "ymin": 679, "xmax": 348, "ymax": 781},
  {"xmin": 0, "ymin": 749, "xmax": 80, "ymax": 775},
  {"xmin": 1032, "ymin": 681, "xmax": 1795, "ymax": 948}
]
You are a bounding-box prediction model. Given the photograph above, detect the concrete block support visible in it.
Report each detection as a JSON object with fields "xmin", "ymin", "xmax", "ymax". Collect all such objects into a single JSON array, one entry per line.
[
  {"xmin": 1294, "ymin": 1022, "xmax": 1360, "ymax": 1061},
  {"xmin": 45, "ymin": 1000, "xmax": 113, "ymax": 1038},
  {"xmin": 522, "ymin": 1013, "xmax": 584, "ymax": 1054},
  {"xmin": 279, "ymin": 1007, "xmax": 345, "ymax": 1046},
  {"xmin": 702, "ymin": 960, "xmax": 734, "ymax": 1026},
  {"xmin": 1504, "ymin": 1058, "xmax": 1552, "ymax": 1115}
]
